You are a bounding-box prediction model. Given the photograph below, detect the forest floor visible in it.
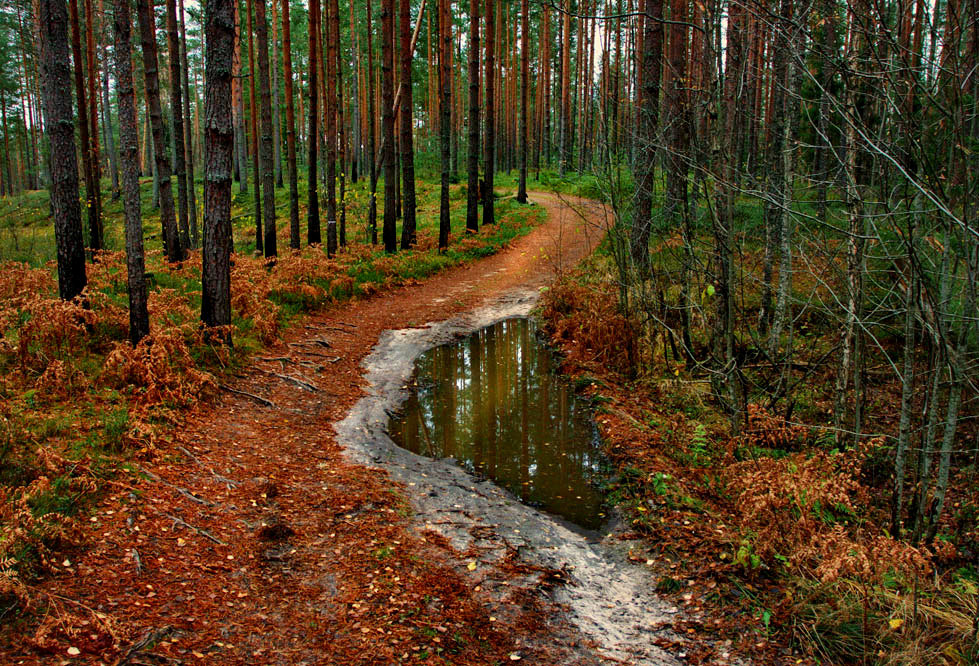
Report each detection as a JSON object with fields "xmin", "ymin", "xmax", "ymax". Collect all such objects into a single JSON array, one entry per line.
[{"xmin": 1, "ymin": 192, "xmax": 696, "ymax": 665}]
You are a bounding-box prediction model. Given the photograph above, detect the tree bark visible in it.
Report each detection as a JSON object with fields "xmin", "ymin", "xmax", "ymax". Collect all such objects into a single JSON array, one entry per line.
[
  {"xmin": 179, "ymin": 0, "xmax": 199, "ymax": 248},
  {"xmin": 166, "ymin": 0, "xmax": 191, "ymax": 250},
  {"xmin": 891, "ymin": 262, "xmax": 918, "ymax": 534},
  {"xmin": 84, "ymin": 0, "xmax": 102, "ymax": 249},
  {"xmin": 255, "ymin": 0, "xmax": 277, "ymax": 258},
  {"xmin": 335, "ymin": 0, "xmax": 347, "ymax": 247},
  {"xmin": 465, "ymin": 0, "xmax": 480, "ymax": 233},
  {"xmin": 112, "ymin": 0, "xmax": 149, "ymax": 344},
  {"xmin": 516, "ymin": 0, "xmax": 528, "ymax": 203},
  {"xmin": 764, "ymin": 0, "xmax": 795, "ymax": 365},
  {"xmin": 630, "ymin": 0, "xmax": 663, "ymax": 272},
  {"xmin": 233, "ymin": 2, "xmax": 248, "ymax": 193},
  {"xmin": 38, "ymin": 0, "xmax": 87, "ymax": 300},
  {"xmin": 202, "ymin": 0, "xmax": 234, "ymax": 330},
  {"xmin": 281, "ymin": 0, "xmax": 299, "ymax": 249},
  {"xmin": 272, "ymin": 0, "xmax": 282, "ymax": 188},
  {"xmin": 246, "ymin": 0, "xmax": 263, "ymax": 253},
  {"xmin": 100, "ymin": 39, "xmax": 120, "ymax": 200},
  {"xmin": 307, "ymin": 0, "xmax": 321, "ymax": 244},
  {"xmin": 325, "ymin": 0, "xmax": 338, "ymax": 256},
  {"xmin": 483, "ymin": 0, "xmax": 495, "ymax": 226},
  {"xmin": 437, "ymin": 0, "xmax": 451, "ymax": 249},
  {"xmin": 399, "ymin": 0, "xmax": 418, "ymax": 248},
  {"xmin": 558, "ymin": 0, "xmax": 571, "ymax": 174},
  {"xmin": 367, "ymin": 0, "xmax": 378, "ymax": 244},
  {"xmin": 136, "ymin": 0, "xmax": 182, "ymax": 262},
  {"xmin": 381, "ymin": 0, "xmax": 398, "ymax": 252},
  {"xmin": 68, "ymin": 0, "xmax": 101, "ymax": 253}
]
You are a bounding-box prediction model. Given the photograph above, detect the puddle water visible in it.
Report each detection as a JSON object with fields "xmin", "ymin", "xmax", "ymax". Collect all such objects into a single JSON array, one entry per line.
[{"xmin": 388, "ymin": 317, "xmax": 608, "ymax": 530}]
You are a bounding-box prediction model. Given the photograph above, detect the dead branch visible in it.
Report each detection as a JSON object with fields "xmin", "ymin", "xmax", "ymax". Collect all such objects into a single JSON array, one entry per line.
[
  {"xmin": 177, "ymin": 446, "xmax": 240, "ymax": 487},
  {"xmin": 258, "ymin": 369, "xmax": 319, "ymax": 392},
  {"xmin": 140, "ymin": 468, "xmax": 215, "ymax": 507},
  {"xmin": 219, "ymin": 382, "xmax": 276, "ymax": 408},
  {"xmin": 163, "ymin": 513, "xmax": 227, "ymax": 546}
]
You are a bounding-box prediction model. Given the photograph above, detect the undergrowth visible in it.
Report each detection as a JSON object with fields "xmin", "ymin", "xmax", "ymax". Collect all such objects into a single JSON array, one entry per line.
[
  {"xmin": 0, "ymin": 177, "xmax": 543, "ymax": 622},
  {"xmin": 537, "ymin": 256, "xmax": 971, "ymax": 665}
]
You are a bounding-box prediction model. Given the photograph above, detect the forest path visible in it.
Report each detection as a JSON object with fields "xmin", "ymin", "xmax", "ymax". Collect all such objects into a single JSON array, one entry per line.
[{"xmin": 22, "ymin": 192, "xmax": 631, "ymax": 665}]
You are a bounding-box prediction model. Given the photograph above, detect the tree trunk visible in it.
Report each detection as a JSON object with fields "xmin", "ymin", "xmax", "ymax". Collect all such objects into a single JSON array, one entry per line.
[
  {"xmin": 335, "ymin": 0, "xmax": 347, "ymax": 248},
  {"xmin": 233, "ymin": 1, "xmax": 247, "ymax": 193},
  {"xmin": 367, "ymin": 0, "xmax": 378, "ymax": 244},
  {"xmin": 272, "ymin": 0, "xmax": 282, "ymax": 188},
  {"xmin": 255, "ymin": 0, "xmax": 277, "ymax": 258},
  {"xmin": 166, "ymin": 0, "xmax": 191, "ymax": 250},
  {"xmin": 465, "ymin": 0, "xmax": 480, "ymax": 233},
  {"xmin": 665, "ymin": 0, "xmax": 692, "ymax": 357},
  {"xmin": 136, "ymin": 0, "xmax": 182, "ymax": 262},
  {"xmin": 100, "ymin": 39, "xmax": 120, "ymax": 200},
  {"xmin": 0, "ymin": 91, "xmax": 10, "ymax": 196},
  {"xmin": 630, "ymin": 0, "xmax": 663, "ymax": 273},
  {"xmin": 832, "ymin": 11, "xmax": 868, "ymax": 445},
  {"xmin": 399, "ymin": 0, "xmax": 418, "ymax": 249},
  {"xmin": 764, "ymin": 0, "xmax": 795, "ymax": 365},
  {"xmin": 201, "ymin": 0, "xmax": 234, "ymax": 331},
  {"xmin": 307, "ymin": 0, "xmax": 321, "ymax": 244},
  {"xmin": 814, "ymin": 0, "xmax": 837, "ymax": 220},
  {"xmin": 892, "ymin": 260, "xmax": 918, "ymax": 534},
  {"xmin": 246, "ymin": 0, "xmax": 263, "ymax": 253},
  {"xmin": 112, "ymin": 0, "xmax": 149, "ymax": 344},
  {"xmin": 483, "ymin": 0, "xmax": 495, "ymax": 226},
  {"xmin": 68, "ymin": 0, "xmax": 101, "ymax": 253},
  {"xmin": 179, "ymin": 0, "xmax": 199, "ymax": 248},
  {"xmin": 381, "ymin": 0, "xmax": 398, "ymax": 252},
  {"xmin": 84, "ymin": 0, "xmax": 103, "ymax": 250},
  {"xmin": 325, "ymin": 0, "xmax": 338, "ymax": 256},
  {"xmin": 281, "ymin": 0, "xmax": 299, "ymax": 249},
  {"xmin": 559, "ymin": 0, "xmax": 571, "ymax": 173},
  {"xmin": 437, "ymin": 0, "xmax": 451, "ymax": 249},
  {"xmin": 38, "ymin": 0, "xmax": 87, "ymax": 299},
  {"xmin": 516, "ymin": 0, "xmax": 528, "ymax": 203},
  {"xmin": 711, "ymin": 0, "xmax": 745, "ymax": 432}
]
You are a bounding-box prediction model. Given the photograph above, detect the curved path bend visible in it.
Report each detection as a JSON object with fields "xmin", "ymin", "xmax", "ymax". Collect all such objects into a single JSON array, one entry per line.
[{"xmin": 28, "ymin": 193, "xmax": 684, "ymax": 665}]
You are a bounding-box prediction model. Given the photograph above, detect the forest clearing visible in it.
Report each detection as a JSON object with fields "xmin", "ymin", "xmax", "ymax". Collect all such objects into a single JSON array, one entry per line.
[{"xmin": 0, "ymin": 0, "xmax": 977, "ymax": 662}]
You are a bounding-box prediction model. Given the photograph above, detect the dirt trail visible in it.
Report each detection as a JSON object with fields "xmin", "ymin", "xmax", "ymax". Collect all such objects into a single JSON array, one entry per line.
[{"xmin": 17, "ymin": 193, "xmax": 676, "ymax": 665}]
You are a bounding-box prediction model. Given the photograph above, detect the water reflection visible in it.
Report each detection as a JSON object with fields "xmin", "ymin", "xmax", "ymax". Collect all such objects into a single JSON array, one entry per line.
[{"xmin": 388, "ymin": 318, "xmax": 607, "ymax": 529}]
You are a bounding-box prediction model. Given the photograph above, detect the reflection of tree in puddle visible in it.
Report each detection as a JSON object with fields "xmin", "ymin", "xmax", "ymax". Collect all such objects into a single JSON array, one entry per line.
[{"xmin": 389, "ymin": 318, "xmax": 607, "ymax": 529}]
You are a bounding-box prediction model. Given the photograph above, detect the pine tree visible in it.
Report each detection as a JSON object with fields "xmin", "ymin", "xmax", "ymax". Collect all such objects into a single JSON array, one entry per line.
[
  {"xmin": 307, "ymin": 0, "xmax": 322, "ymax": 244},
  {"xmin": 38, "ymin": 0, "xmax": 87, "ymax": 299},
  {"xmin": 465, "ymin": 0, "xmax": 479, "ymax": 233},
  {"xmin": 67, "ymin": 0, "xmax": 102, "ymax": 252},
  {"xmin": 437, "ymin": 0, "xmax": 451, "ymax": 249},
  {"xmin": 381, "ymin": 0, "xmax": 397, "ymax": 252},
  {"xmin": 482, "ymin": 0, "xmax": 495, "ymax": 226},
  {"xmin": 136, "ymin": 0, "xmax": 183, "ymax": 262},
  {"xmin": 112, "ymin": 0, "xmax": 149, "ymax": 343},
  {"xmin": 282, "ymin": 0, "xmax": 300, "ymax": 250},
  {"xmin": 255, "ymin": 0, "xmax": 277, "ymax": 258},
  {"xmin": 202, "ymin": 0, "xmax": 234, "ymax": 330},
  {"xmin": 399, "ymin": 0, "xmax": 418, "ymax": 249},
  {"xmin": 166, "ymin": 0, "xmax": 191, "ymax": 249},
  {"xmin": 516, "ymin": 0, "xmax": 528, "ymax": 203}
]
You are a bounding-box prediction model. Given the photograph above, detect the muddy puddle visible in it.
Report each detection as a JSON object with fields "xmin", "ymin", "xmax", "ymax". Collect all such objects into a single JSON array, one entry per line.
[
  {"xmin": 388, "ymin": 317, "xmax": 608, "ymax": 530},
  {"xmin": 336, "ymin": 291, "xmax": 684, "ymax": 664}
]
